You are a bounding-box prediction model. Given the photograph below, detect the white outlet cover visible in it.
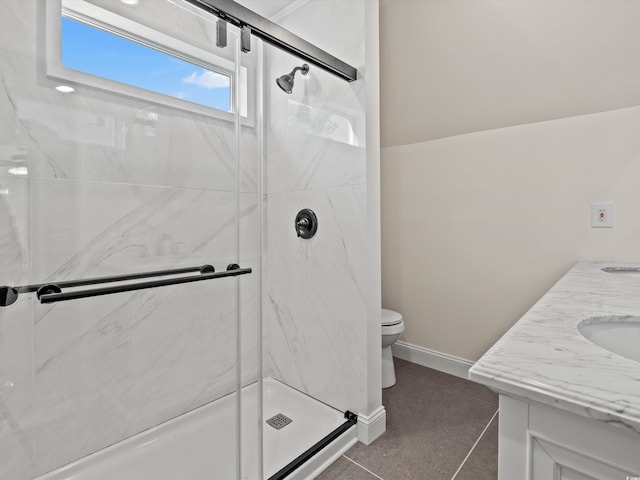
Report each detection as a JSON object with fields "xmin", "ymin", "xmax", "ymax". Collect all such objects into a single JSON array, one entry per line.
[{"xmin": 591, "ymin": 202, "xmax": 613, "ymax": 228}]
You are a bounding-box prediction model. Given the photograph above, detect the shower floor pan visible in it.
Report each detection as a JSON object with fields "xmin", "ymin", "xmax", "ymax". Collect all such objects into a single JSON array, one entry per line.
[{"xmin": 36, "ymin": 377, "xmax": 357, "ymax": 480}]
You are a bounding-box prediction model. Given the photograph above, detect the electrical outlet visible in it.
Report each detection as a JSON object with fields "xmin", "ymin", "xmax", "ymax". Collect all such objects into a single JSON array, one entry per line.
[{"xmin": 591, "ymin": 202, "xmax": 613, "ymax": 228}]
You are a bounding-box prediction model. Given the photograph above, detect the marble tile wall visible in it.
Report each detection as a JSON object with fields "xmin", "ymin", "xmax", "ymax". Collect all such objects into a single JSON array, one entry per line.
[
  {"xmin": 264, "ymin": 0, "xmax": 370, "ymax": 414},
  {"xmin": 0, "ymin": 0, "xmax": 260, "ymax": 477},
  {"xmin": 1, "ymin": 0, "xmax": 372, "ymax": 477},
  {"xmin": 0, "ymin": 174, "xmax": 32, "ymax": 480}
]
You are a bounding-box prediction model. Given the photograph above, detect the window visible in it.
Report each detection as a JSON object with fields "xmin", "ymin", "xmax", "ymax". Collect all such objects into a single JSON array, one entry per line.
[
  {"xmin": 61, "ymin": 17, "xmax": 232, "ymax": 112},
  {"xmin": 46, "ymin": 0, "xmax": 251, "ymax": 120}
]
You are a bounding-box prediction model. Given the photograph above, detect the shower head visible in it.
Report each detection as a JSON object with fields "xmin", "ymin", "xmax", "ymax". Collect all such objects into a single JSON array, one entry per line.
[{"xmin": 276, "ymin": 63, "xmax": 309, "ymax": 94}]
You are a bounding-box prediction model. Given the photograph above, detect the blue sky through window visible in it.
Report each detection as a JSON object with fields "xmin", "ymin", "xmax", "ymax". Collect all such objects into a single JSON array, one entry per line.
[{"xmin": 61, "ymin": 17, "xmax": 231, "ymax": 112}]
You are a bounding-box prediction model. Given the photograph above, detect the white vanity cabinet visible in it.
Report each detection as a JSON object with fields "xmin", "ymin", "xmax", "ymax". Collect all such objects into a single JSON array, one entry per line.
[
  {"xmin": 469, "ymin": 263, "xmax": 640, "ymax": 480},
  {"xmin": 499, "ymin": 395, "xmax": 640, "ymax": 480}
]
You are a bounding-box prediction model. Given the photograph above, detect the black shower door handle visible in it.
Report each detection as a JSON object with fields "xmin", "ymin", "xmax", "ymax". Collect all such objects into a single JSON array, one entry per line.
[{"xmin": 0, "ymin": 264, "xmax": 252, "ymax": 306}]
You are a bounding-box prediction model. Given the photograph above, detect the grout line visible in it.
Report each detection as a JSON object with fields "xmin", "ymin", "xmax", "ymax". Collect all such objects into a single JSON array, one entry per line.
[
  {"xmin": 450, "ymin": 408, "xmax": 499, "ymax": 480},
  {"xmin": 342, "ymin": 455, "xmax": 386, "ymax": 480}
]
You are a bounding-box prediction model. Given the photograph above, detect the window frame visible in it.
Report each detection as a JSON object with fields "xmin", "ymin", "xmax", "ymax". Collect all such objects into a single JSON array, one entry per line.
[{"xmin": 45, "ymin": 0, "xmax": 254, "ymax": 124}]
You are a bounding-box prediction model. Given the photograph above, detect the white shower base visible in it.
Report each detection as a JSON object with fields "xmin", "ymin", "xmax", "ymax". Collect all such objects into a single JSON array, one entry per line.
[{"xmin": 36, "ymin": 377, "xmax": 357, "ymax": 480}]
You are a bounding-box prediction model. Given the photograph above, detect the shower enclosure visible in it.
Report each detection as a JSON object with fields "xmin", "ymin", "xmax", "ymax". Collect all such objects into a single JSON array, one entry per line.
[{"xmin": 0, "ymin": 0, "xmax": 378, "ymax": 479}]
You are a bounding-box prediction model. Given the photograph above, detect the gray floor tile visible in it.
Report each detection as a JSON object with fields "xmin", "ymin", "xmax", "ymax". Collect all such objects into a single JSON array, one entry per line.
[
  {"xmin": 343, "ymin": 360, "xmax": 498, "ymax": 480},
  {"xmin": 394, "ymin": 358, "xmax": 499, "ymax": 407},
  {"xmin": 316, "ymin": 456, "xmax": 381, "ymax": 480},
  {"xmin": 453, "ymin": 413, "xmax": 498, "ymax": 480}
]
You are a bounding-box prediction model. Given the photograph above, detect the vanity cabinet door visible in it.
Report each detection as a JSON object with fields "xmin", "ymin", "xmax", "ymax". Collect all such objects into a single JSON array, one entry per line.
[
  {"xmin": 498, "ymin": 395, "xmax": 640, "ymax": 480},
  {"xmin": 529, "ymin": 402, "xmax": 640, "ymax": 480},
  {"xmin": 531, "ymin": 435, "xmax": 629, "ymax": 480},
  {"xmin": 558, "ymin": 466, "xmax": 599, "ymax": 480}
]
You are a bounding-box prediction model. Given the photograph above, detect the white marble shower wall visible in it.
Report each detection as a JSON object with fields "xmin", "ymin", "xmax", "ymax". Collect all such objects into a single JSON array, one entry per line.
[
  {"xmin": 0, "ymin": 0, "xmax": 260, "ymax": 478},
  {"xmin": 264, "ymin": 0, "xmax": 370, "ymax": 414},
  {"xmin": 0, "ymin": 173, "xmax": 31, "ymax": 480}
]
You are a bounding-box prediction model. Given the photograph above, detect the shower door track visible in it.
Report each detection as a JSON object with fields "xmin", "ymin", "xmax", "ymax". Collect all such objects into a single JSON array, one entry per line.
[
  {"xmin": 184, "ymin": 0, "xmax": 358, "ymax": 82},
  {"xmin": 267, "ymin": 411, "xmax": 358, "ymax": 480}
]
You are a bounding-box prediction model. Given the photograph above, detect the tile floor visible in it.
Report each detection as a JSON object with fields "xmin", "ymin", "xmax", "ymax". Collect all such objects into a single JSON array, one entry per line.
[{"xmin": 317, "ymin": 358, "xmax": 499, "ymax": 480}]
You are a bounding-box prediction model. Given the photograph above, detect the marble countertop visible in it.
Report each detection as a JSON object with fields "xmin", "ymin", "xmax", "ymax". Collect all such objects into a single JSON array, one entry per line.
[{"xmin": 469, "ymin": 262, "xmax": 640, "ymax": 434}]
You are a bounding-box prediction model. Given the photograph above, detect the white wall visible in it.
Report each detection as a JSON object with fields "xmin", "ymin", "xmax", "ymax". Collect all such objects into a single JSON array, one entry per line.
[
  {"xmin": 380, "ymin": 0, "xmax": 640, "ymax": 362},
  {"xmin": 382, "ymin": 105, "xmax": 640, "ymax": 361}
]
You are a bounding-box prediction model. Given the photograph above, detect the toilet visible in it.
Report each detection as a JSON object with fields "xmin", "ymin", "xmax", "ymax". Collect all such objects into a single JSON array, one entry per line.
[{"xmin": 381, "ymin": 308, "xmax": 404, "ymax": 388}]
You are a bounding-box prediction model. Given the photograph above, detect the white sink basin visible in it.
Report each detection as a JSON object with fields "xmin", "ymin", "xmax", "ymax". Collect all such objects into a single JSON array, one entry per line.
[{"xmin": 578, "ymin": 315, "xmax": 640, "ymax": 363}]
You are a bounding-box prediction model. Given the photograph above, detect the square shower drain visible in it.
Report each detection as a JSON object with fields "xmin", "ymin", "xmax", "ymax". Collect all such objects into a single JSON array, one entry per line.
[{"xmin": 266, "ymin": 413, "xmax": 293, "ymax": 430}]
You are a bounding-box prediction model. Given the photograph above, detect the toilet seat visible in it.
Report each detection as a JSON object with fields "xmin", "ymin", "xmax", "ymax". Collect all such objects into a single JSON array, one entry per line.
[
  {"xmin": 382, "ymin": 308, "xmax": 402, "ymax": 326},
  {"xmin": 381, "ymin": 321, "xmax": 404, "ymax": 335}
]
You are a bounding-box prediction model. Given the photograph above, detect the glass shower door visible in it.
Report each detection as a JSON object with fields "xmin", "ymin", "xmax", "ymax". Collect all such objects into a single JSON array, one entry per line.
[{"xmin": 0, "ymin": 0, "xmax": 258, "ymax": 478}]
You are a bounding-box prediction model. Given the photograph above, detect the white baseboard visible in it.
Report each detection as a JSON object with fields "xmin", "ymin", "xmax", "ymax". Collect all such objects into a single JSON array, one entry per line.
[
  {"xmin": 392, "ymin": 341, "xmax": 474, "ymax": 379},
  {"xmin": 356, "ymin": 406, "xmax": 386, "ymax": 445}
]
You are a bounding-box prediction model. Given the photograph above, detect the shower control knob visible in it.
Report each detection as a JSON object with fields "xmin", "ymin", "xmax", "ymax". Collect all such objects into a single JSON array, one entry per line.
[{"xmin": 295, "ymin": 209, "xmax": 318, "ymax": 239}]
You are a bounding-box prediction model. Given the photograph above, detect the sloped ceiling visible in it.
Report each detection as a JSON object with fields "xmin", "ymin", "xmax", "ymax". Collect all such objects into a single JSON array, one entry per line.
[{"xmin": 380, "ymin": 0, "xmax": 640, "ymax": 147}]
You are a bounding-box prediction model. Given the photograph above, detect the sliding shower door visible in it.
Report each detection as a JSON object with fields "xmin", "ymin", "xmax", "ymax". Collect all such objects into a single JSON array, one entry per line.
[{"xmin": 0, "ymin": 0, "xmax": 261, "ymax": 479}]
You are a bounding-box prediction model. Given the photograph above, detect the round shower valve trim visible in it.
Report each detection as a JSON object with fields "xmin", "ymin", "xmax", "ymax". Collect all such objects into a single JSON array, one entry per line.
[{"xmin": 295, "ymin": 209, "xmax": 318, "ymax": 239}]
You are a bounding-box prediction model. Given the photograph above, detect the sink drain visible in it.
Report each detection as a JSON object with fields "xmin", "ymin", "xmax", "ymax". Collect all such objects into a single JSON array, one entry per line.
[{"xmin": 266, "ymin": 413, "xmax": 293, "ymax": 430}]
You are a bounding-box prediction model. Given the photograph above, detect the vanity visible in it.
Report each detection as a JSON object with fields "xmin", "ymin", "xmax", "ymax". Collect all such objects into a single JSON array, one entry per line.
[{"xmin": 469, "ymin": 262, "xmax": 640, "ymax": 479}]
